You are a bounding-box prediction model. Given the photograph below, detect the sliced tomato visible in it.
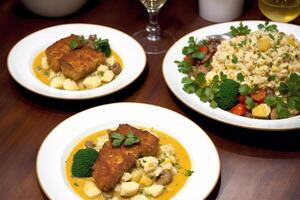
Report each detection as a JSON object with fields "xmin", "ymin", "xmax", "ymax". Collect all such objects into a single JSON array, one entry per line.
[
  {"xmin": 251, "ymin": 89, "xmax": 266, "ymax": 102},
  {"xmin": 238, "ymin": 95, "xmax": 246, "ymax": 103},
  {"xmin": 198, "ymin": 45, "xmax": 208, "ymax": 53},
  {"xmin": 230, "ymin": 103, "xmax": 247, "ymax": 116}
]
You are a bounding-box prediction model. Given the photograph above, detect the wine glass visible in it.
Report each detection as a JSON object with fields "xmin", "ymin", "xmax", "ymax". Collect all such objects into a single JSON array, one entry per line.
[
  {"xmin": 258, "ymin": 0, "xmax": 300, "ymax": 22},
  {"xmin": 133, "ymin": 0, "xmax": 175, "ymax": 54}
]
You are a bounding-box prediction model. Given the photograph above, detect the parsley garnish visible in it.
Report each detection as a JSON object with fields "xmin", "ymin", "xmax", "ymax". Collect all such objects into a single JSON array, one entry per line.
[
  {"xmin": 111, "ymin": 132, "xmax": 125, "ymax": 147},
  {"xmin": 268, "ymin": 75, "xmax": 276, "ymax": 81},
  {"xmin": 230, "ymin": 22, "xmax": 251, "ymax": 37},
  {"xmin": 124, "ymin": 132, "xmax": 140, "ymax": 146},
  {"xmin": 232, "ymin": 55, "xmax": 238, "ymax": 64},
  {"xmin": 237, "ymin": 72, "xmax": 244, "ymax": 82},
  {"xmin": 94, "ymin": 38, "xmax": 111, "ymax": 57},
  {"xmin": 245, "ymin": 96, "xmax": 256, "ymax": 109},
  {"xmin": 185, "ymin": 169, "xmax": 194, "ymax": 177},
  {"xmin": 111, "ymin": 132, "xmax": 140, "ymax": 147},
  {"xmin": 282, "ymin": 52, "xmax": 290, "ymax": 60},
  {"xmin": 258, "ymin": 21, "xmax": 278, "ymax": 32}
]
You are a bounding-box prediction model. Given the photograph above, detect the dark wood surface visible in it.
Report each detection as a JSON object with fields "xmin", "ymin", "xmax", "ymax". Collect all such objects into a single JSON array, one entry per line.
[{"xmin": 0, "ymin": 0, "xmax": 300, "ymax": 199}]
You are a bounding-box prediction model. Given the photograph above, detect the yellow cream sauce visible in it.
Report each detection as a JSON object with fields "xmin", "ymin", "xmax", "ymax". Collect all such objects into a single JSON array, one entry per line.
[
  {"xmin": 65, "ymin": 128, "xmax": 192, "ymax": 200},
  {"xmin": 32, "ymin": 50, "xmax": 123, "ymax": 88}
]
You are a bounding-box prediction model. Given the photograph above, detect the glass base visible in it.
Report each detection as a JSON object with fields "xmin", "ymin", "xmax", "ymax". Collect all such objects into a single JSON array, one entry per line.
[{"xmin": 132, "ymin": 30, "xmax": 175, "ymax": 54}]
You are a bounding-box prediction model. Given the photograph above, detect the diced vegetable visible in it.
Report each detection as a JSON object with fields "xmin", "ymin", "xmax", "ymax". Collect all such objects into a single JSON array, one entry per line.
[
  {"xmin": 258, "ymin": 37, "xmax": 271, "ymax": 52},
  {"xmin": 139, "ymin": 174, "xmax": 153, "ymax": 187},
  {"xmin": 120, "ymin": 182, "xmax": 140, "ymax": 197},
  {"xmin": 230, "ymin": 103, "xmax": 247, "ymax": 116},
  {"xmin": 252, "ymin": 103, "xmax": 271, "ymax": 118},
  {"xmin": 250, "ymin": 89, "xmax": 266, "ymax": 102},
  {"xmin": 144, "ymin": 185, "xmax": 164, "ymax": 198},
  {"xmin": 83, "ymin": 181, "xmax": 101, "ymax": 198}
]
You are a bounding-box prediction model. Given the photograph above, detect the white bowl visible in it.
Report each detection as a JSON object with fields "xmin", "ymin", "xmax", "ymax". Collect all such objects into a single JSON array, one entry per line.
[{"xmin": 20, "ymin": 0, "xmax": 87, "ymax": 17}]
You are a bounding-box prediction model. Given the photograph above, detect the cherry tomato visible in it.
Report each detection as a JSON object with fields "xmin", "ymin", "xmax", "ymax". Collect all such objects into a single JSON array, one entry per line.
[
  {"xmin": 251, "ymin": 89, "xmax": 266, "ymax": 102},
  {"xmin": 238, "ymin": 95, "xmax": 246, "ymax": 103},
  {"xmin": 198, "ymin": 45, "xmax": 208, "ymax": 53},
  {"xmin": 183, "ymin": 55, "xmax": 196, "ymax": 65},
  {"xmin": 230, "ymin": 103, "xmax": 247, "ymax": 116}
]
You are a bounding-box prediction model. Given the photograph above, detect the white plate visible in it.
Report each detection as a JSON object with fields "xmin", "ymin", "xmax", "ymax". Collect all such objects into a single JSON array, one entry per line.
[
  {"xmin": 7, "ymin": 24, "xmax": 146, "ymax": 99},
  {"xmin": 163, "ymin": 21, "xmax": 300, "ymax": 131},
  {"xmin": 36, "ymin": 102, "xmax": 220, "ymax": 200}
]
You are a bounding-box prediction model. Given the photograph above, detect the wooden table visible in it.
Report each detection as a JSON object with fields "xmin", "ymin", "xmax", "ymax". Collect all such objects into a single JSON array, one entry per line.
[{"xmin": 0, "ymin": 0, "xmax": 299, "ymax": 199}]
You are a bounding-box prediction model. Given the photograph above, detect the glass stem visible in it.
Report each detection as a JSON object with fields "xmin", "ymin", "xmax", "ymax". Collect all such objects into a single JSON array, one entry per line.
[{"xmin": 146, "ymin": 10, "xmax": 161, "ymax": 41}]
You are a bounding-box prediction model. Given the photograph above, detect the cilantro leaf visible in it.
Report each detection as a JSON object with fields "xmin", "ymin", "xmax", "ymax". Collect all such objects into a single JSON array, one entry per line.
[
  {"xmin": 124, "ymin": 132, "xmax": 140, "ymax": 146},
  {"xmin": 111, "ymin": 132, "xmax": 125, "ymax": 147}
]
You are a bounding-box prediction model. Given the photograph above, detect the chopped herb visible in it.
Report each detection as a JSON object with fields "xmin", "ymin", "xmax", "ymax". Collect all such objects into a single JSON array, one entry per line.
[
  {"xmin": 36, "ymin": 66, "xmax": 42, "ymax": 72},
  {"xmin": 111, "ymin": 131, "xmax": 140, "ymax": 147},
  {"xmin": 232, "ymin": 55, "xmax": 238, "ymax": 64},
  {"xmin": 258, "ymin": 21, "xmax": 278, "ymax": 32},
  {"xmin": 185, "ymin": 169, "xmax": 194, "ymax": 177},
  {"xmin": 43, "ymin": 70, "xmax": 49, "ymax": 76},
  {"xmin": 238, "ymin": 39, "xmax": 248, "ymax": 47},
  {"xmin": 94, "ymin": 38, "xmax": 111, "ymax": 57},
  {"xmin": 204, "ymin": 59, "xmax": 211, "ymax": 68},
  {"xmin": 111, "ymin": 132, "xmax": 125, "ymax": 147},
  {"xmin": 175, "ymin": 60, "xmax": 192, "ymax": 74},
  {"xmin": 239, "ymin": 84, "xmax": 251, "ymax": 95},
  {"xmin": 230, "ymin": 22, "xmax": 251, "ymax": 37},
  {"xmin": 174, "ymin": 163, "xmax": 181, "ymax": 169},
  {"xmin": 70, "ymin": 40, "xmax": 78, "ymax": 49},
  {"xmin": 268, "ymin": 75, "xmax": 276, "ymax": 81},
  {"xmin": 97, "ymin": 71, "xmax": 104, "ymax": 76},
  {"xmin": 123, "ymin": 132, "xmax": 140, "ymax": 146},
  {"xmin": 282, "ymin": 52, "xmax": 290, "ymax": 60},
  {"xmin": 237, "ymin": 72, "xmax": 244, "ymax": 82},
  {"xmin": 74, "ymin": 183, "xmax": 79, "ymax": 187},
  {"xmin": 268, "ymin": 33, "xmax": 275, "ymax": 40},
  {"xmin": 245, "ymin": 96, "xmax": 256, "ymax": 109},
  {"xmin": 192, "ymin": 51, "xmax": 206, "ymax": 59}
]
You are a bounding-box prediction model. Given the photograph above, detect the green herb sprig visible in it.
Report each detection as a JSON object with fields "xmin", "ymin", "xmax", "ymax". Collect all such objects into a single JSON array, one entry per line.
[
  {"xmin": 111, "ymin": 132, "xmax": 140, "ymax": 147},
  {"xmin": 258, "ymin": 21, "xmax": 278, "ymax": 32},
  {"xmin": 230, "ymin": 22, "xmax": 251, "ymax": 37},
  {"xmin": 94, "ymin": 38, "xmax": 111, "ymax": 57}
]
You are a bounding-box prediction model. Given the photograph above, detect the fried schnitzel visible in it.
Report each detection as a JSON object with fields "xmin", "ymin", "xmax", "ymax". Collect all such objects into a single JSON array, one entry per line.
[{"xmin": 92, "ymin": 124, "xmax": 159, "ymax": 192}]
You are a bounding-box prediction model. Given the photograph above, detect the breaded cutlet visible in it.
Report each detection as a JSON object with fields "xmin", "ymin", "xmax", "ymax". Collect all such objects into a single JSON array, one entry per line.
[
  {"xmin": 92, "ymin": 124, "xmax": 159, "ymax": 192},
  {"xmin": 59, "ymin": 47, "xmax": 105, "ymax": 81},
  {"xmin": 45, "ymin": 34, "xmax": 77, "ymax": 72}
]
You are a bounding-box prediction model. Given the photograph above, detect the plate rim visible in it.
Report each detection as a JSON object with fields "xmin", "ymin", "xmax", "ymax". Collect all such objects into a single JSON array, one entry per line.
[
  {"xmin": 7, "ymin": 23, "xmax": 146, "ymax": 100},
  {"xmin": 162, "ymin": 20, "xmax": 300, "ymax": 131},
  {"xmin": 36, "ymin": 102, "xmax": 221, "ymax": 200}
]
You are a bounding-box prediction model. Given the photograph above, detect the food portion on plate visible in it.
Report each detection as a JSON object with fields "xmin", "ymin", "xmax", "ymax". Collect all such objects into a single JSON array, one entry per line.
[
  {"xmin": 175, "ymin": 21, "xmax": 300, "ymax": 120},
  {"xmin": 33, "ymin": 34, "xmax": 123, "ymax": 91},
  {"xmin": 65, "ymin": 124, "xmax": 192, "ymax": 200}
]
